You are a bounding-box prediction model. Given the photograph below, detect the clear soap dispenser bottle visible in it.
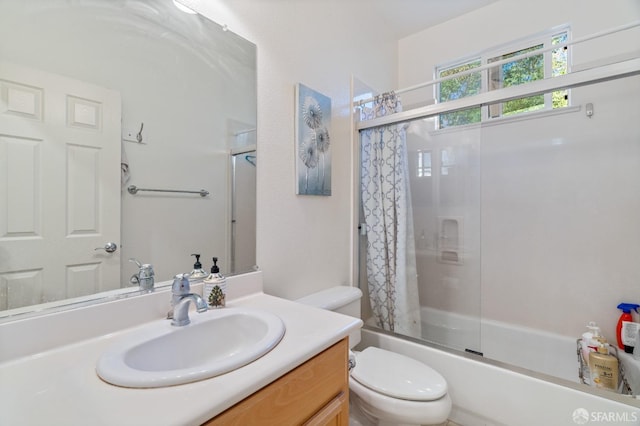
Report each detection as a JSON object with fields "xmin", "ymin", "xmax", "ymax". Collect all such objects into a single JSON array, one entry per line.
[
  {"xmin": 203, "ymin": 257, "xmax": 226, "ymax": 307},
  {"xmin": 189, "ymin": 254, "xmax": 207, "ymax": 282}
]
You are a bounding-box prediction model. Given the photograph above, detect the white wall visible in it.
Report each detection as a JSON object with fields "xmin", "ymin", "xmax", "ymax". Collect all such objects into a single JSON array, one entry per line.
[
  {"xmin": 398, "ymin": 0, "xmax": 640, "ymax": 338},
  {"xmin": 192, "ymin": 0, "xmax": 399, "ymax": 299}
]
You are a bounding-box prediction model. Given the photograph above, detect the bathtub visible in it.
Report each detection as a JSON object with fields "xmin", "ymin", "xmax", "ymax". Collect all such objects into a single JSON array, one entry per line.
[
  {"xmin": 360, "ymin": 309, "xmax": 640, "ymax": 425},
  {"xmin": 365, "ymin": 307, "xmax": 579, "ymax": 382},
  {"xmin": 418, "ymin": 306, "xmax": 578, "ymax": 383}
]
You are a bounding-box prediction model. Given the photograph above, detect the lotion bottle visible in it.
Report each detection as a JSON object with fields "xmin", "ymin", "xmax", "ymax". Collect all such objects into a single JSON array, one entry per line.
[
  {"xmin": 203, "ymin": 257, "xmax": 226, "ymax": 307},
  {"xmin": 589, "ymin": 344, "xmax": 619, "ymax": 392},
  {"xmin": 581, "ymin": 321, "xmax": 603, "ymax": 366}
]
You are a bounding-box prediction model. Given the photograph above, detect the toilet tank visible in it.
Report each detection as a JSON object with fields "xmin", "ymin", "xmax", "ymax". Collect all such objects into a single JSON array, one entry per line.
[
  {"xmin": 296, "ymin": 286, "xmax": 363, "ymax": 347},
  {"xmin": 296, "ymin": 286, "xmax": 362, "ymax": 317}
]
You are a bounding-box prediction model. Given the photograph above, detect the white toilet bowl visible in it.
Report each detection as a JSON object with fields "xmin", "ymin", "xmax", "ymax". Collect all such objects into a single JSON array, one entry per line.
[
  {"xmin": 349, "ymin": 347, "xmax": 451, "ymax": 426},
  {"xmin": 296, "ymin": 286, "xmax": 452, "ymax": 425}
]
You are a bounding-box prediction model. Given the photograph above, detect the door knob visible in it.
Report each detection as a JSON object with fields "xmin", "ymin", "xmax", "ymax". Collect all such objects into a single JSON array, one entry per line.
[{"xmin": 95, "ymin": 242, "xmax": 118, "ymax": 253}]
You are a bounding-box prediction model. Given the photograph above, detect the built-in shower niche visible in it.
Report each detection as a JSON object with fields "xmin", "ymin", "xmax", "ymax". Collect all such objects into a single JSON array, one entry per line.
[{"xmin": 437, "ymin": 216, "xmax": 463, "ymax": 265}]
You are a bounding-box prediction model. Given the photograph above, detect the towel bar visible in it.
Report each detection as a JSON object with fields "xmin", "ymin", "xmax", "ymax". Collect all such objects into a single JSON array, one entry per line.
[{"xmin": 127, "ymin": 185, "xmax": 209, "ymax": 197}]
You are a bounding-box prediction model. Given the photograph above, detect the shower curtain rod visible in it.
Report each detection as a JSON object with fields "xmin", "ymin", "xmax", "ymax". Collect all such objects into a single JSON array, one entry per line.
[
  {"xmin": 353, "ymin": 20, "xmax": 640, "ymax": 107},
  {"xmin": 356, "ymin": 57, "xmax": 640, "ymax": 130}
]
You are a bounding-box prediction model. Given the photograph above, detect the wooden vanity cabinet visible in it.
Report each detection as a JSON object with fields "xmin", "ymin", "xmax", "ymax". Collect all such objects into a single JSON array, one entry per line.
[{"xmin": 204, "ymin": 338, "xmax": 349, "ymax": 426}]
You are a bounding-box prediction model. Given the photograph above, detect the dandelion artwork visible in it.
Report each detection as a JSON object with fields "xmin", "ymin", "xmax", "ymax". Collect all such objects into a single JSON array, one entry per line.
[{"xmin": 295, "ymin": 83, "xmax": 331, "ymax": 195}]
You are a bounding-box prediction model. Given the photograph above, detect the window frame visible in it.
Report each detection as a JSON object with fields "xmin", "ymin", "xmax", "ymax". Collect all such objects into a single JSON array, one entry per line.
[{"xmin": 434, "ymin": 26, "xmax": 571, "ymax": 129}]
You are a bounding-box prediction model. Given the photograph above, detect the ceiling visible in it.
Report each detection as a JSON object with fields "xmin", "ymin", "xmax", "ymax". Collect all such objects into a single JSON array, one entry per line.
[
  {"xmin": 211, "ymin": 0, "xmax": 498, "ymax": 42},
  {"xmin": 364, "ymin": 0, "xmax": 497, "ymax": 39}
]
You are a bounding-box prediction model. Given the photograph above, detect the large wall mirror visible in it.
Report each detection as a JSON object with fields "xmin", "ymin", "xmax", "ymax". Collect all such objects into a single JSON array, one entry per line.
[{"xmin": 0, "ymin": 0, "xmax": 257, "ymax": 319}]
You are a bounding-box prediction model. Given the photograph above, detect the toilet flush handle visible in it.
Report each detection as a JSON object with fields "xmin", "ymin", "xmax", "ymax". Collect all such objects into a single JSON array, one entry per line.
[{"xmin": 348, "ymin": 351, "xmax": 356, "ymax": 372}]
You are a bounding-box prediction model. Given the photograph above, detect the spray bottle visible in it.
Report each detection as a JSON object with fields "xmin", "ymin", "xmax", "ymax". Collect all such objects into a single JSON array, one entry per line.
[{"xmin": 616, "ymin": 302, "xmax": 640, "ymax": 352}]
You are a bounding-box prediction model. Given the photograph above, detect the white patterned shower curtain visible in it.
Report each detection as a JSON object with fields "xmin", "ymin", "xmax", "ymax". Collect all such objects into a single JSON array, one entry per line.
[{"xmin": 360, "ymin": 93, "xmax": 421, "ymax": 338}]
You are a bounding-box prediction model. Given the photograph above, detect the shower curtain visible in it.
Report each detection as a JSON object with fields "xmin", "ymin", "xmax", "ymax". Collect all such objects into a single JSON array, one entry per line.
[{"xmin": 360, "ymin": 93, "xmax": 421, "ymax": 338}]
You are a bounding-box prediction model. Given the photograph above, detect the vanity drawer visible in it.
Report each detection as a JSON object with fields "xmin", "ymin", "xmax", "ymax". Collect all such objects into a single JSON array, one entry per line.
[{"xmin": 205, "ymin": 337, "xmax": 349, "ymax": 425}]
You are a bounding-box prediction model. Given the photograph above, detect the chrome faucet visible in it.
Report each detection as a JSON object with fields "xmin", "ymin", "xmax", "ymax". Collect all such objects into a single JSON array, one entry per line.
[
  {"xmin": 129, "ymin": 258, "xmax": 154, "ymax": 292},
  {"xmin": 167, "ymin": 273, "xmax": 208, "ymax": 326},
  {"xmin": 170, "ymin": 294, "xmax": 208, "ymax": 326}
]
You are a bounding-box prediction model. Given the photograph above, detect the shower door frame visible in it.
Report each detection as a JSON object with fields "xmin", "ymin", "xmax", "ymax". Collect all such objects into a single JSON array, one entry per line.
[{"xmin": 353, "ymin": 56, "xmax": 640, "ymax": 351}]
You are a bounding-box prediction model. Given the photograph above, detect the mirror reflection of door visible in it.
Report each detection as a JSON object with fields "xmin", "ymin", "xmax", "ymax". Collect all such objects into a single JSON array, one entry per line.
[
  {"xmin": 230, "ymin": 150, "xmax": 256, "ymax": 273},
  {"xmin": 0, "ymin": 0, "xmax": 257, "ymax": 318},
  {"xmin": 0, "ymin": 62, "xmax": 121, "ymax": 310}
]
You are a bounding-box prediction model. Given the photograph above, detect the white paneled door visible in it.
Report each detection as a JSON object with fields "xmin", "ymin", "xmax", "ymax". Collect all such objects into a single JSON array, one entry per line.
[{"xmin": 0, "ymin": 62, "xmax": 121, "ymax": 310}]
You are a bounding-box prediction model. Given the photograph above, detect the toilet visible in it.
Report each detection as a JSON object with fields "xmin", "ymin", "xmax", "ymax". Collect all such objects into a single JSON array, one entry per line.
[{"xmin": 296, "ymin": 286, "xmax": 452, "ymax": 426}]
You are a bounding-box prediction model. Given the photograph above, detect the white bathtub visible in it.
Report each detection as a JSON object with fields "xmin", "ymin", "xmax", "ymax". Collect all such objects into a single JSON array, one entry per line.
[
  {"xmin": 359, "ymin": 328, "xmax": 639, "ymax": 426},
  {"xmin": 361, "ymin": 309, "xmax": 639, "ymax": 425},
  {"xmin": 366, "ymin": 307, "xmax": 579, "ymax": 382},
  {"xmin": 418, "ymin": 307, "xmax": 578, "ymax": 383}
]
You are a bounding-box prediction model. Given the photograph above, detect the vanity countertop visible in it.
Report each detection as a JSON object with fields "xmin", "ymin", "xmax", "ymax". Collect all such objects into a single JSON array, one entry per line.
[{"xmin": 0, "ymin": 291, "xmax": 362, "ymax": 425}]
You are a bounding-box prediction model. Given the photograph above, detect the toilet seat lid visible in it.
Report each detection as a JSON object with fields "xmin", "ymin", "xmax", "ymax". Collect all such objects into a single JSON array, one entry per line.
[{"xmin": 351, "ymin": 347, "xmax": 447, "ymax": 401}]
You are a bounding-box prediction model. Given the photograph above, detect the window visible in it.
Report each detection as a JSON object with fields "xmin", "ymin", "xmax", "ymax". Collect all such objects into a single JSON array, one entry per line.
[
  {"xmin": 436, "ymin": 28, "xmax": 569, "ymax": 128},
  {"xmin": 441, "ymin": 148, "xmax": 455, "ymax": 176},
  {"xmin": 417, "ymin": 151, "xmax": 432, "ymax": 177},
  {"xmin": 438, "ymin": 60, "xmax": 482, "ymax": 128},
  {"xmin": 487, "ymin": 44, "xmax": 546, "ymax": 117}
]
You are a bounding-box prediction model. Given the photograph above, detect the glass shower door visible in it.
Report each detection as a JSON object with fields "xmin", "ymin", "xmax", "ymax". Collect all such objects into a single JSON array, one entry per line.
[{"xmin": 358, "ymin": 113, "xmax": 482, "ymax": 354}]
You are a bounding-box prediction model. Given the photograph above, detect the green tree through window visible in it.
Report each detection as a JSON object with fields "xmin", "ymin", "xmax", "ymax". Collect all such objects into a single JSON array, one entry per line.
[
  {"xmin": 438, "ymin": 60, "xmax": 481, "ymax": 128},
  {"xmin": 436, "ymin": 29, "xmax": 569, "ymax": 128},
  {"xmin": 488, "ymin": 44, "xmax": 545, "ymax": 118},
  {"xmin": 552, "ymin": 32, "xmax": 569, "ymax": 108}
]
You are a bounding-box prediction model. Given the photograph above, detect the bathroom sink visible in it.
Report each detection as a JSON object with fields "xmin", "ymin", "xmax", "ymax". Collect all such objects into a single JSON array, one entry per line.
[{"xmin": 96, "ymin": 307, "xmax": 285, "ymax": 388}]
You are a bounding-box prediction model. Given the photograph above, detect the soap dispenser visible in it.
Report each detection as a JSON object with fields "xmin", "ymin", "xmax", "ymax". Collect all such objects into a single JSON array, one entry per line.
[
  {"xmin": 189, "ymin": 254, "xmax": 207, "ymax": 282},
  {"xmin": 580, "ymin": 321, "xmax": 603, "ymax": 366},
  {"xmin": 203, "ymin": 257, "xmax": 226, "ymax": 307}
]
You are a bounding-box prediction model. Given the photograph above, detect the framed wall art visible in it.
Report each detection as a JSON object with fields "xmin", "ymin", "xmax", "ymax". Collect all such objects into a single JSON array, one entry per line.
[{"xmin": 295, "ymin": 83, "xmax": 331, "ymax": 196}]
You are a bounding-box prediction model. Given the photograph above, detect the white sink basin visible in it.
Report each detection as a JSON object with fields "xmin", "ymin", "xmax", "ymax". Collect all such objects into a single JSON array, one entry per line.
[{"xmin": 96, "ymin": 307, "xmax": 285, "ymax": 388}]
